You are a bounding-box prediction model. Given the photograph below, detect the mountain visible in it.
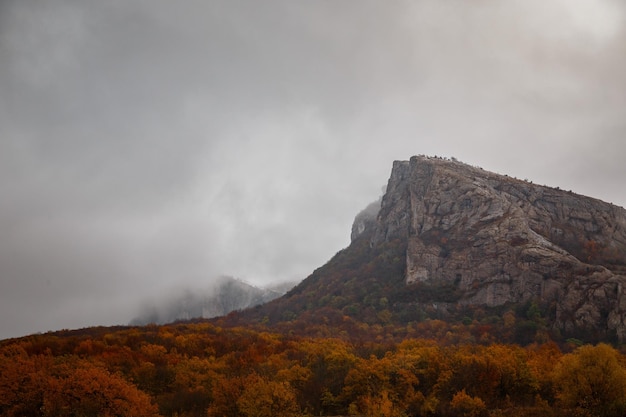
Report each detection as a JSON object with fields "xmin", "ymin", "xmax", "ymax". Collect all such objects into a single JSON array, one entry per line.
[
  {"xmin": 236, "ymin": 155, "xmax": 626, "ymax": 343},
  {"xmin": 5, "ymin": 156, "xmax": 626, "ymax": 417},
  {"xmin": 130, "ymin": 276, "xmax": 292, "ymax": 325}
]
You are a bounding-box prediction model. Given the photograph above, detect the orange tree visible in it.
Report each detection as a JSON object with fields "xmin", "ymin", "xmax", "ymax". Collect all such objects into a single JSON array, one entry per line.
[{"xmin": 0, "ymin": 342, "xmax": 160, "ymax": 417}]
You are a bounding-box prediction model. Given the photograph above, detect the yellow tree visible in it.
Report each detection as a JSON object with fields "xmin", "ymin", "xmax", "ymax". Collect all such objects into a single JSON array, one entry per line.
[
  {"xmin": 450, "ymin": 389, "xmax": 487, "ymax": 417},
  {"xmin": 484, "ymin": 344, "xmax": 538, "ymax": 406},
  {"xmin": 353, "ymin": 389, "xmax": 404, "ymax": 417},
  {"xmin": 236, "ymin": 373, "xmax": 302, "ymax": 417},
  {"xmin": 342, "ymin": 349, "xmax": 426, "ymax": 417},
  {"xmin": 553, "ymin": 343, "xmax": 626, "ymax": 417},
  {"xmin": 297, "ymin": 338, "xmax": 357, "ymax": 414},
  {"xmin": 526, "ymin": 342, "xmax": 562, "ymax": 403},
  {"xmin": 445, "ymin": 346, "xmax": 500, "ymax": 405}
]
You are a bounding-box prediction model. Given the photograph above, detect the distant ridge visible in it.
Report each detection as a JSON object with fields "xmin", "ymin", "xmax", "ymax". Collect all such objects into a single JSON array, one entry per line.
[{"xmin": 130, "ymin": 276, "xmax": 293, "ymax": 325}]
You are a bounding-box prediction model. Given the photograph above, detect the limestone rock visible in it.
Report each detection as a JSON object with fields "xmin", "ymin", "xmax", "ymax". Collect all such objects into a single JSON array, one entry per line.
[
  {"xmin": 350, "ymin": 198, "xmax": 382, "ymax": 242},
  {"xmin": 366, "ymin": 155, "xmax": 626, "ymax": 340}
]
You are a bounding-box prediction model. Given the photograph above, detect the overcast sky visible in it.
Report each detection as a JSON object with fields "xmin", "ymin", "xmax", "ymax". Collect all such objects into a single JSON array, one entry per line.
[{"xmin": 1, "ymin": 0, "xmax": 625, "ymax": 339}]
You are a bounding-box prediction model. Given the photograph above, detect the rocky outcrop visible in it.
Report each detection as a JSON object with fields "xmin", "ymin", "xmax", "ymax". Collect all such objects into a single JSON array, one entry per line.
[
  {"xmin": 351, "ymin": 198, "xmax": 382, "ymax": 241},
  {"xmin": 364, "ymin": 155, "xmax": 626, "ymax": 340}
]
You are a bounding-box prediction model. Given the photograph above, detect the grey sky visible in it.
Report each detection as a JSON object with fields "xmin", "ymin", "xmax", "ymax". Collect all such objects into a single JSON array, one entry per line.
[{"xmin": 1, "ymin": 0, "xmax": 625, "ymax": 339}]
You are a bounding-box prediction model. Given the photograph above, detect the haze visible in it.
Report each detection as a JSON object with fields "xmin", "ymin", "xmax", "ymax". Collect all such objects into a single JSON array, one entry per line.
[{"xmin": 1, "ymin": 0, "xmax": 625, "ymax": 339}]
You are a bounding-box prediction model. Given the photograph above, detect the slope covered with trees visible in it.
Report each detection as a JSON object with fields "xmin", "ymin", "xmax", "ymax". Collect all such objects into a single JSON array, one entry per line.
[{"xmin": 230, "ymin": 226, "xmax": 561, "ymax": 347}]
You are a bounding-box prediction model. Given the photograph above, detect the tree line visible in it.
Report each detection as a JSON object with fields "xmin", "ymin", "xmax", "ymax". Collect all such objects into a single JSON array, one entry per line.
[{"xmin": 2, "ymin": 322, "xmax": 626, "ymax": 417}]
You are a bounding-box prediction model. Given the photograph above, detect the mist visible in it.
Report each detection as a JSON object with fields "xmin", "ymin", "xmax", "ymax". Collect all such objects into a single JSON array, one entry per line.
[
  {"xmin": 129, "ymin": 276, "xmax": 295, "ymax": 326},
  {"xmin": 1, "ymin": 0, "xmax": 625, "ymax": 339}
]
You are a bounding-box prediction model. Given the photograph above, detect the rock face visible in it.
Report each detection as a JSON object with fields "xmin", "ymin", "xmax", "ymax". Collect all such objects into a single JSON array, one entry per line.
[
  {"xmin": 350, "ymin": 198, "xmax": 382, "ymax": 241},
  {"xmin": 357, "ymin": 155, "xmax": 626, "ymax": 340}
]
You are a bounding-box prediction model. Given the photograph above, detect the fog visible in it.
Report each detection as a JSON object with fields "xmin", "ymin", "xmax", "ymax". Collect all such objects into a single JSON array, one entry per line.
[{"xmin": 1, "ymin": 0, "xmax": 625, "ymax": 339}]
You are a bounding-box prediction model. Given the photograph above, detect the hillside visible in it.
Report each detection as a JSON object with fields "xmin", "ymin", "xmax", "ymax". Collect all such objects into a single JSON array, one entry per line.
[{"xmin": 234, "ymin": 155, "xmax": 626, "ymax": 344}]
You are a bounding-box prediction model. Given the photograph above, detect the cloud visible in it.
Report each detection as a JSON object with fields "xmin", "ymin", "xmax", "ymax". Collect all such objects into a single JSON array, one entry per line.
[{"xmin": 0, "ymin": 0, "xmax": 625, "ymax": 339}]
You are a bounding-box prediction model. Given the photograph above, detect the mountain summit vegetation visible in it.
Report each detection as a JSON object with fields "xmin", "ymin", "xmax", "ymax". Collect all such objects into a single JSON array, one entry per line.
[{"xmin": 3, "ymin": 155, "xmax": 626, "ymax": 417}]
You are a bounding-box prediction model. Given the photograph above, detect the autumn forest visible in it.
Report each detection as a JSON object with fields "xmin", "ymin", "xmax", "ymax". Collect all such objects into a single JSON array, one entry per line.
[{"xmin": 3, "ymin": 320, "xmax": 626, "ymax": 417}]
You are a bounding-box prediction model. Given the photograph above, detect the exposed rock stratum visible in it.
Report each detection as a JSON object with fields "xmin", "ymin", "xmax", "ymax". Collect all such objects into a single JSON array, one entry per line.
[{"xmin": 354, "ymin": 156, "xmax": 626, "ymax": 340}]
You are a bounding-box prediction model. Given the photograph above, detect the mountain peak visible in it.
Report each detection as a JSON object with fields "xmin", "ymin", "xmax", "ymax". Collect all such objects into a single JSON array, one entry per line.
[
  {"xmin": 240, "ymin": 156, "xmax": 626, "ymax": 343},
  {"xmin": 364, "ymin": 155, "xmax": 626, "ymax": 339}
]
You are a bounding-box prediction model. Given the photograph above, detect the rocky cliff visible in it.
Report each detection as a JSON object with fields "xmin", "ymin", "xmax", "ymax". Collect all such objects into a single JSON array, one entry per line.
[{"xmin": 354, "ymin": 155, "xmax": 626, "ymax": 340}]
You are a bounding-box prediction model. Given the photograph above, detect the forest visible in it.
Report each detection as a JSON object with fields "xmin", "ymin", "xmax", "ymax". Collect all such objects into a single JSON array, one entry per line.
[{"xmin": 3, "ymin": 321, "xmax": 626, "ymax": 417}]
